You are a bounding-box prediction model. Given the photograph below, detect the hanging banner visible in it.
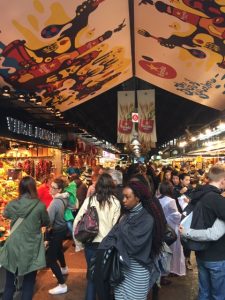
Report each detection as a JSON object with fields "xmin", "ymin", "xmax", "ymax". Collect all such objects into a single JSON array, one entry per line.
[
  {"xmin": 137, "ymin": 90, "xmax": 156, "ymax": 149},
  {"xmin": 117, "ymin": 91, "xmax": 135, "ymax": 144}
]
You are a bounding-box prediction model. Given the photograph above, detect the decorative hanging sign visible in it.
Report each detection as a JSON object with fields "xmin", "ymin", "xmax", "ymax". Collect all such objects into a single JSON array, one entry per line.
[
  {"xmin": 117, "ymin": 91, "xmax": 135, "ymax": 144},
  {"xmin": 132, "ymin": 113, "xmax": 139, "ymax": 123}
]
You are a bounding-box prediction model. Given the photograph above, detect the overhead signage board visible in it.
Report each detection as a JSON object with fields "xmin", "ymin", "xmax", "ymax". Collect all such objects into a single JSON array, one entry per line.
[
  {"xmin": 0, "ymin": 0, "xmax": 132, "ymax": 111},
  {"xmin": 135, "ymin": 1, "xmax": 225, "ymax": 111},
  {"xmin": 0, "ymin": 116, "xmax": 62, "ymax": 147}
]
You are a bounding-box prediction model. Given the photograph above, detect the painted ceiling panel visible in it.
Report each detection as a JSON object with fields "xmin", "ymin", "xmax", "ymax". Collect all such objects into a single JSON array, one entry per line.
[
  {"xmin": 0, "ymin": 0, "xmax": 132, "ymax": 111},
  {"xmin": 135, "ymin": 0, "xmax": 225, "ymax": 111}
]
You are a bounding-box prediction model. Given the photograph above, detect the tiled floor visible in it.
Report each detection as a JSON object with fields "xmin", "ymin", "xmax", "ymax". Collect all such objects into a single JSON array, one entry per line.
[
  {"xmin": 0, "ymin": 240, "xmax": 198, "ymax": 300},
  {"xmin": 33, "ymin": 241, "xmax": 198, "ymax": 300}
]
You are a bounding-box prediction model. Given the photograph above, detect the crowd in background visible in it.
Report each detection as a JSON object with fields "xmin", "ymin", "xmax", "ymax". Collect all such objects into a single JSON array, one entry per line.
[{"xmin": 1, "ymin": 160, "xmax": 225, "ymax": 300}]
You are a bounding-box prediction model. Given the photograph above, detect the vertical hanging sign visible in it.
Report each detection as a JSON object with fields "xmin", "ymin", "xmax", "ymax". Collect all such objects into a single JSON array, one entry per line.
[
  {"xmin": 138, "ymin": 90, "xmax": 157, "ymax": 148},
  {"xmin": 117, "ymin": 91, "xmax": 135, "ymax": 143}
]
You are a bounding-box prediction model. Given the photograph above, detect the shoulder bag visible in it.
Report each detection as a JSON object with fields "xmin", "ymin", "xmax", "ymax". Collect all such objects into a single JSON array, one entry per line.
[
  {"xmin": 74, "ymin": 198, "xmax": 99, "ymax": 243},
  {"xmin": 164, "ymin": 223, "xmax": 177, "ymax": 246}
]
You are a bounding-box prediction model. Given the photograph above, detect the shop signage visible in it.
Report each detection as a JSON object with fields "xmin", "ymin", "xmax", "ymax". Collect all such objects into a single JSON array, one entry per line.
[
  {"xmin": 6, "ymin": 117, "xmax": 62, "ymax": 146},
  {"xmin": 132, "ymin": 113, "xmax": 139, "ymax": 123}
]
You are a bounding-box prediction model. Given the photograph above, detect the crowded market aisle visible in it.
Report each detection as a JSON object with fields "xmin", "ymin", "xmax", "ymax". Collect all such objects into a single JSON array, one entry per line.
[{"xmin": 31, "ymin": 241, "xmax": 198, "ymax": 300}]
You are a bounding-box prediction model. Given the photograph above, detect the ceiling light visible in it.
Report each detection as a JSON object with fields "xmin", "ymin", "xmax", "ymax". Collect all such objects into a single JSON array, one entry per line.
[
  {"xmin": 217, "ymin": 122, "xmax": 225, "ymax": 130},
  {"xmin": 2, "ymin": 86, "xmax": 11, "ymax": 97},
  {"xmin": 179, "ymin": 141, "xmax": 187, "ymax": 147},
  {"xmin": 190, "ymin": 136, "xmax": 197, "ymax": 142},
  {"xmin": 35, "ymin": 96, "xmax": 42, "ymax": 105},
  {"xmin": 130, "ymin": 138, "xmax": 141, "ymax": 146},
  {"xmin": 46, "ymin": 106, "xmax": 53, "ymax": 111},
  {"xmin": 18, "ymin": 93, "xmax": 26, "ymax": 102},
  {"xmin": 29, "ymin": 93, "xmax": 37, "ymax": 103},
  {"xmin": 55, "ymin": 109, "xmax": 61, "ymax": 116}
]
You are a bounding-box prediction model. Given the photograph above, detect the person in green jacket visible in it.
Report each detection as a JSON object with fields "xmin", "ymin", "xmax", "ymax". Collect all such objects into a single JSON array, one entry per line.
[
  {"xmin": 60, "ymin": 176, "xmax": 77, "ymax": 235},
  {"xmin": 0, "ymin": 176, "xmax": 50, "ymax": 300}
]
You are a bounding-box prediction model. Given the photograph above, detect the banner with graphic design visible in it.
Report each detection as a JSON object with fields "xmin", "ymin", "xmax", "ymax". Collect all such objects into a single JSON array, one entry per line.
[
  {"xmin": 0, "ymin": 0, "xmax": 132, "ymax": 111},
  {"xmin": 137, "ymin": 90, "xmax": 156, "ymax": 149},
  {"xmin": 135, "ymin": 0, "xmax": 225, "ymax": 111},
  {"xmin": 117, "ymin": 91, "xmax": 135, "ymax": 143}
]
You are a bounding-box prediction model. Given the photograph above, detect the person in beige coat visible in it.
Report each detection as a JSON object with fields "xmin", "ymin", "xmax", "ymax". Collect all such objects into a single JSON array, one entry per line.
[{"xmin": 73, "ymin": 173, "xmax": 121, "ymax": 300}]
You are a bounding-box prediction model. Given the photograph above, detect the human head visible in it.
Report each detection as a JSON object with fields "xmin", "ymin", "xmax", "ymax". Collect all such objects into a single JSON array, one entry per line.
[
  {"xmin": 179, "ymin": 173, "xmax": 190, "ymax": 187},
  {"xmin": 108, "ymin": 169, "xmax": 123, "ymax": 185},
  {"xmin": 41, "ymin": 173, "xmax": 55, "ymax": 185},
  {"xmin": 94, "ymin": 173, "xmax": 115, "ymax": 207},
  {"xmin": 50, "ymin": 177, "xmax": 67, "ymax": 196},
  {"xmin": 93, "ymin": 165, "xmax": 104, "ymax": 176},
  {"xmin": 163, "ymin": 169, "xmax": 172, "ymax": 181},
  {"xmin": 159, "ymin": 181, "xmax": 173, "ymax": 197},
  {"xmin": 126, "ymin": 163, "xmax": 140, "ymax": 179},
  {"xmin": 70, "ymin": 173, "xmax": 82, "ymax": 185},
  {"xmin": 19, "ymin": 176, "xmax": 38, "ymax": 199},
  {"xmin": 208, "ymin": 165, "xmax": 225, "ymax": 189},
  {"xmin": 171, "ymin": 171, "xmax": 180, "ymax": 186},
  {"xmin": 122, "ymin": 185, "xmax": 140, "ymax": 210}
]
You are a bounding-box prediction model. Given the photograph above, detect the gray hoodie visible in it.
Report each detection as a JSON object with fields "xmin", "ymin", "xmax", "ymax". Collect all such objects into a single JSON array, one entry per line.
[{"xmin": 47, "ymin": 195, "xmax": 67, "ymax": 232}]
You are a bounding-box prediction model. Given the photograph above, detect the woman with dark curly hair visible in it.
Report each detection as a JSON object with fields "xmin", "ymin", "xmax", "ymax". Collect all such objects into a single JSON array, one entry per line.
[{"xmin": 98, "ymin": 180, "xmax": 166, "ymax": 300}]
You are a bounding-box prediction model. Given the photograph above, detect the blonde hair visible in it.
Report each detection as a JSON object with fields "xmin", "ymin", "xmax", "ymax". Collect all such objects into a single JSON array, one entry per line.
[{"xmin": 208, "ymin": 165, "xmax": 225, "ymax": 182}]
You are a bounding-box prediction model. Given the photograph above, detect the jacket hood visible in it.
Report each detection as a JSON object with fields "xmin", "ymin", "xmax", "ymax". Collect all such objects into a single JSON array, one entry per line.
[
  {"xmin": 191, "ymin": 184, "xmax": 221, "ymax": 205},
  {"xmin": 7, "ymin": 194, "xmax": 39, "ymax": 218}
]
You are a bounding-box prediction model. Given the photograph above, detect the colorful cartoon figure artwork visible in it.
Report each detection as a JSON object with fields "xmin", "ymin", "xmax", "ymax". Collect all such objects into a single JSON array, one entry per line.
[
  {"xmin": 0, "ymin": 0, "xmax": 132, "ymax": 110},
  {"xmin": 136, "ymin": 0, "xmax": 225, "ymax": 110}
]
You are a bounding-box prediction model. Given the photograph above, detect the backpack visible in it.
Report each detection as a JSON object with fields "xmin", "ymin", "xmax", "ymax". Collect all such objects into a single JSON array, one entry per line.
[
  {"xmin": 74, "ymin": 199, "xmax": 99, "ymax": 243},
  {"xmin": 181, "ymin": 200, "xmax": 209, "ymax": 251}
]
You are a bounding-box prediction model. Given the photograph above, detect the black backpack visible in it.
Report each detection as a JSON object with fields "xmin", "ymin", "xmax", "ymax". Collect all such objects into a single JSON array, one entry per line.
[{"xmin": 181, "ymin": 200, "xmax": 210, "ymax": 251}]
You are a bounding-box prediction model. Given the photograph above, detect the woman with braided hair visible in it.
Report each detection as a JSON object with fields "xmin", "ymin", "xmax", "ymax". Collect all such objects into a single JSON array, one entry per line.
[{"xmin": 97, "ymin": 180, "xmax": 166, "ymax": 300}]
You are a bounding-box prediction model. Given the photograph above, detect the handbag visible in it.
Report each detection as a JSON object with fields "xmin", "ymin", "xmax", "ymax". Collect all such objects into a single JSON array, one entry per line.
[
  {"xmin": 74, "ymin": 199, "xmax": 99, "ymax": 243},
  {"xmin": 164, "ymin": 223, "xmax": 177, "ymax": 246},
  {"xmin": 88, "ymin": 247, "xmax": 124, "ymax": 286},
  {"xmin": 109, "ymin": 248, "xmax": 124, "ymax": 287}
]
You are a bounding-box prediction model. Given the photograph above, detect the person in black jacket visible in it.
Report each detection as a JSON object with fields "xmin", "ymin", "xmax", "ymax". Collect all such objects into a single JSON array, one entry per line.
[
  {"xmin": 173, "ymin": 173, "xmax": 193, "ymax": 270},
  {"xmin": 191, "ymin": 165, "xmax": 225, "ymax": 300},
  {"xmin": 96, "ymin": 180, "xmax": 165, "ymax": 300}
]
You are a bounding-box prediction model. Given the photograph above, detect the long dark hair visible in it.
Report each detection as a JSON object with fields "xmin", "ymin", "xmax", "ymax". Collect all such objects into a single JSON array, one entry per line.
[
  {"xmin": 125, "ymin": 180, "xmax": 166, "ymax": 257},
  {"xmin": 159, "ymin": 180, "xmax": 174, "ymax": 198},
  {"xmin": 92, "ymin": 173, "xmax": 115, "ymax": 208},
  {"xmin": 19, "ymin": 176, "xmax": 38, "ymax": 199}
]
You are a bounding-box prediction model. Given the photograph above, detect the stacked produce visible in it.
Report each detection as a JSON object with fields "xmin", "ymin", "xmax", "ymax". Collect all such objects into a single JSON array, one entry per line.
[{"xmin": 0, "ymin": 206, "xmax": 10, "ymax": 247}]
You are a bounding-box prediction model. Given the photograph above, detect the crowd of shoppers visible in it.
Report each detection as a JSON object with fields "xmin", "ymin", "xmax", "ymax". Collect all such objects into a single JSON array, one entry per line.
[{"xmin": 0, "ymin": 161, "xmax": 225, "ymax": 300}]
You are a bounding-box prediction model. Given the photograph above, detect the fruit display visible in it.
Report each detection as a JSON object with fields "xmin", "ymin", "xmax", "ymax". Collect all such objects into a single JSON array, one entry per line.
[
  {"xmin": 0, "ymin": 215, "xmax": 10, "ymax": 247},
  {"xmin": 0, "ymin": 180, "xmax": 19, "ymax": 202},
  {"xmin": 0, "ymin": 172, "xmax": 19, "ymax": 246}
]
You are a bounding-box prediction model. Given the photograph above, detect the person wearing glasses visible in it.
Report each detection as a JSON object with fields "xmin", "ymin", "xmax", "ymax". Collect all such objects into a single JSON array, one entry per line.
[{"xmin": 46, "ymin": 178, "xmax": 69, "ymax": 295}]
